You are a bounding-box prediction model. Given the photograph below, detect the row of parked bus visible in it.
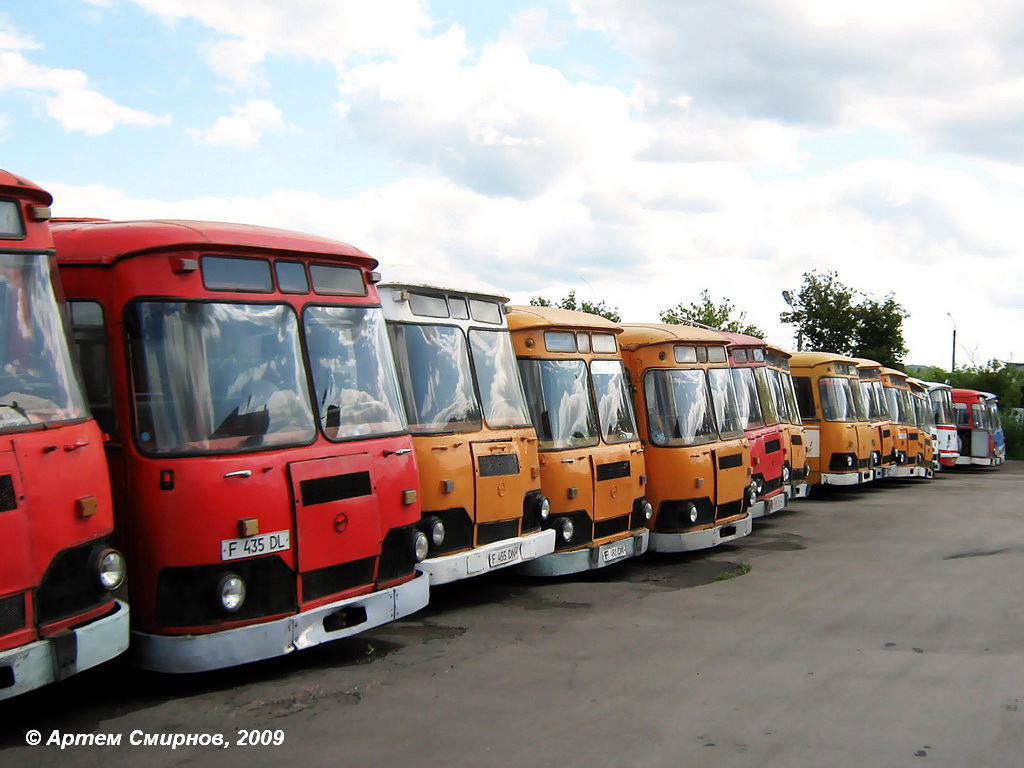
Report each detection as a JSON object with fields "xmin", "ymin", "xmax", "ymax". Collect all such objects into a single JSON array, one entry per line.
[{"xmin": 0, "ymin": 169, "xmax": 1006, "ymax": 700}]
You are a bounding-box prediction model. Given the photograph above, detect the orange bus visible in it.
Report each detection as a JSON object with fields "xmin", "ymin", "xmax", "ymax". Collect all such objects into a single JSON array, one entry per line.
[
  {"xmin": 908, "ymin": 378, "xmax": 937, "ymax": 477},
  {"xmin": 851, "ymin": 358, "xmax": 896, "ymax": 480},
  {"xmin": 764, "ymin": 342, "xmax": 810, "ymax": 500},
  {"xmin": 618, "ymin": 323, "xmax": 752, "ymax": 551},
  {"xmin": 879, "ymin": 367, "xmax": 924, "ymax": 478},
  {"xmin": 506, "ymin": 306, "xmax": 650, "ymax": 575},
  {"xmin": 789, "ymin": 352, "xmax": 874, "ymax": 486},
  {"xmin": 379, "ymin": 270, "xmax": 555, "ymax": 584}
]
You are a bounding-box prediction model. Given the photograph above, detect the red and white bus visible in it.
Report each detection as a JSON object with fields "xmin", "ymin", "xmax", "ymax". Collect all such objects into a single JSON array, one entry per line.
[
  {"xmin": 951, "ymin": 388, "xmax": 1004, "ymax": 467},
  {"xmin": 0, "ymin": 172, "xmax": 129, "ymax": 698},
  {"xmin": 721, "ymin": 333, "xmax": 788, "ymax": 518},
  {"xmin": 923, "ymin": 381, "xmax": 959, "ymax": 468},
  {"xmin": 54, "ymin": 218, "xmax": 429, "ymax": 673}
]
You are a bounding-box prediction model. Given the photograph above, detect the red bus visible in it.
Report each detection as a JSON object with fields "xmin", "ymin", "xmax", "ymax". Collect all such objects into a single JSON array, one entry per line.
[
  {"xmin": 951, "ymin": 388, "xmax": 1004, "ymax": 467},
  {"xmin": 53, "ymin": 218, "xmax": 429, "ymax": 673},
  {"xmin": 721, "ymin": 333, "xmax": 788, "ymax": 518},
  {"xmin": 0, "ymin": 172, "xmax": 128, "ymax": 698}
]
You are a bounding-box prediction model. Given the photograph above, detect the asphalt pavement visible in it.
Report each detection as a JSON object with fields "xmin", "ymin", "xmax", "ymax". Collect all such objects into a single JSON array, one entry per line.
[{"xmin": 3, "ymin": 462, "xmax": 1023, "ymax": 768}]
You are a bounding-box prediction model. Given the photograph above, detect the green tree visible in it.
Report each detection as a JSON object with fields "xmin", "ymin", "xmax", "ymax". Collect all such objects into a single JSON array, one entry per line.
[
  {"xmin": 659, "ymin": 289, "xmax": 764, "ymax": 336},
  {"xmin": 529, "ymin": 291, "xmax": 621, "ymax": 322},
  {"xmin": 780, "ymin": 270, "xmax": 908, "ymax": 367}
]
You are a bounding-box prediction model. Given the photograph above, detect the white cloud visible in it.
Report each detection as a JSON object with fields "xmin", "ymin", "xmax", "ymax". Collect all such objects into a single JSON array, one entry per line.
[
  {"xmin": 501, "ymin": 8, "xmax": 569, "ymax": 51},
  {"xmin": 118, "ymin": 0, "xmax": 432, "ymax": 83},
  {"xmin": 0, "ymin": 18, "xmax": 169, "ymax": 135},
  {"xmin": 188, "ymin": 99, "xmax": 288, "ymax": 149}
]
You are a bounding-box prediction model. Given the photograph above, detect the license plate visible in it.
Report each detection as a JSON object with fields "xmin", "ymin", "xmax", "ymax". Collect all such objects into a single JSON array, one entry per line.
[
  {"xmin": 601, "ymin": 543, "xmax": 629, "ymax": 563},
  {"xmin": 221, "ymin": 530, "xmax": 291, "ymax": 561},
  {"xmin": 768, "ymin": 495, "xmax": 786, "ymax": 513},
  {"xmin": 488, "ymin": 543, "xmax": 523, "ymax": 568}
]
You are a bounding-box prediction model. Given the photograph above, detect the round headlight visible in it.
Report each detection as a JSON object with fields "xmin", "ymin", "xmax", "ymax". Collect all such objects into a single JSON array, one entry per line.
[
  {"xmin": 641, "ymin": 500, "xmax": 653, "ymax": 521},
  {"xmin": 782, "ymin": 465, "xmax": 791, "ymax": 483},
  {"xmin": 846, "ymin": 455, "xmax": 854, "ymax": 467},
  {"xmin": 421, "ymin": 517, "xmax": 446, "ymax": 547},
  {"xmin": 558, "ymin": 518, "xmax": 574, "ymax": 543},
  {"xmin": 747, "ymin": 484, "xmax": 758, "ymax": 506},
  {"xmin": 218, "ymin": 573, "xmax": 246, "ymax": 613},
  {"xmin": 412, "ymin": 530, "xmax": 429, "ymax": 562},
  {"xmin": 538, "ymin": 496, "xmax": 551, "ymax": 521},
  {"xmin": 687, "ymin": 503, "xmax": 699, "ymax": 523},
  {"xmin": 96, "ymin": 548, "xmax": 126, "ymax": 591}
]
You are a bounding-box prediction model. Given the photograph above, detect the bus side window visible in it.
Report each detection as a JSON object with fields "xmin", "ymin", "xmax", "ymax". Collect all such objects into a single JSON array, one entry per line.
[
  {"xmin": 792, "ymin": 376, "xmax": 817, "ymax": 421},
  {"xmin": 69, "ymin": 300, "xmax": 117, "ymax": 438}
]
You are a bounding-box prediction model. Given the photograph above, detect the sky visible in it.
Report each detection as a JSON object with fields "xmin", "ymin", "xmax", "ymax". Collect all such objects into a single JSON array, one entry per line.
[{"xmin": 2, "ymin": 0, "xmax": 1023, "ymax": 369}]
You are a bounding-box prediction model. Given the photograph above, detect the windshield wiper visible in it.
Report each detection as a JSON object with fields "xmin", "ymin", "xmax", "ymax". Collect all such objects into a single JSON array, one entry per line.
[{"xmin": 0, "ymin": 401, "xmax": 29, "ymax": 420}]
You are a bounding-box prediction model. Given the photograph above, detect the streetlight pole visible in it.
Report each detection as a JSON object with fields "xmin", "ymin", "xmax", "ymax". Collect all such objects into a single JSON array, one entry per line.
[
  {"xmin": 782, "ymin": 290, "xmax": 803, "ymax": 351},
  {"xmin": 947, "ymin": 312, "xmax": 956, "ymax": 372}
]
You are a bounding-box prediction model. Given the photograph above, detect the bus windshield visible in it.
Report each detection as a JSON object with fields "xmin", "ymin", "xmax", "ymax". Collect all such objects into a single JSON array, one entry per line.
[
  {"xmin": 884, "ymin": 386, "xmax": 911, "ymax": 425},
  {"xmin": 590, "ymin": 359, "xmax": 638, "ymax": 444},
  {"xmin": 128, "ymin": 301, "xmax": 316, "ymax": 454},
  {"xmin": 517, "ymin": 358, "xmax": 599, "ymax": 450},
  {"xmin": 819, "ymin": 377, "xmax": 860, "ymax": 422},
  {"xmin": 643, "ymin": 368, "xmax": 717, "ymax": 447},
  {"xmin": 930, "ymin": 389, "xmax": 954, "ymax": 426},
  {"xmin": 389, "ymin": 323, "xmax": 482, "ymax": 434},
  {"xmin": 767, "ymin": 368, "xmax": 791, "ymax": 424},
  {"xmin": 304, "ymin": 306, "xmax": 406, "ymax": 440},
  {"xmin": 707, "ymin": 367, "xmax": 744, "ymax": 438},
  {"xmin": 753, "ymin": 366, "xmax": 779, "ymax": 425},
  {"xmin": 468, "ymin": 329, "xmax": 531, "ymax": 429},
  {"xmin": 0, "ymin": 253, "xmax": 88, "ymax": 430},
  {"xmin": 782, "ymin": 371, "xmax": 803, "ymax": 425},
  {"xmin": 730, "ymin": 367, "xmax": 764, "ymax": 429}
]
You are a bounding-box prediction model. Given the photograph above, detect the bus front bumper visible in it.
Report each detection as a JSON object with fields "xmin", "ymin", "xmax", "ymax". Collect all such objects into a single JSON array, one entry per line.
[
  {"xmin": 131, "ymin": 572, "xmax": 429, "ymax": 674},
  {"xmin": 749, "ymin": 492, "xmax": 788, "ymax": 519},
  {"xmin": 0, "ymin": 600, "xmax": 129, "ymax": 701},
  {"xmin": 418, "ymin": 529, "xmax": 557, "ymax": 586},
  {"xmin": 649, "ymin": 515, "xmax": 753, "ymax": 553},
  {"xmin": 820, "ymin": 471, "xmax": 871, "ymax": 486},
  {"xmin": 517, "ymin": 530, "xmax": 649, "ymax": 577},
  {"xmin": 787, "ymin": 482, "xmax": 811, "ymax": 500}
]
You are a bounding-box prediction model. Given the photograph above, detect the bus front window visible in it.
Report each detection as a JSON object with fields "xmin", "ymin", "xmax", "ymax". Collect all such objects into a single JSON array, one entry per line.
[
  {"xmin": 731, "ymin": 367, "xmax": 764, "ymax": 429},
  {"xmin": 590, "ymin": 359, "xmax": 638, "ymax": 444},
  {"xmin": 304, "ymin": 306, "xmax": 406, "ymax": 440},
  {"xmin": 468, "ymin": 329, "xmax": 531, "ymax": 429},
  {"xmin": 643, "ymin": 369, "xmax": 716, "ymax": 447},
  {"xmin": 0, "ymin": 253, "xmax": 87, "ymax": 429},
  {"xmin": 819, "ymin": 378, "xmax": 858, "ymax": 422},
  {"xmin": 517, "ymin": 359, "xmax": 598, "ymax": 450},
  {"xmin": 128, "ymin": 302, "xmax": 316, "ymax": 454},
  {"xmin": 707, "ymin": 368, "xmax": 744, "ymax": 438},
  {"xmin": 389, "ymin": 324, "xmax": 482, "ymax": 434}
]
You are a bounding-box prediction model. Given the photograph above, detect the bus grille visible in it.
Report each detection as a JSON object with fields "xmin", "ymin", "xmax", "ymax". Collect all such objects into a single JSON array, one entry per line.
[
  {"xmin": 717, "ymin": 500, "xmax": 744, "ymax": 522},
  {"xmin": 0, "ymin": 594, "xmax": 25, "ymax": 636},
  {"xmin": 717, "ymin": 453, "xmax": 743, "ymax": 470},
  {"xmin": 300, "ymin": 471, "xmax": 371, "ymax": 506},
  {"xmin": 302, "ymin": 556, "xmax": 375, "ymax": 601},
  {"xmin": 765, "ymin": 439, "xmax": 782, "ymax": 454},
  {"xmin": 36, "ymin": 538, "xmax": 111, "ymax": 626},
  {"xmin": 595, "ymin": 461, "xmax": 630, "ymax": 481},
  {"xmin": 477, "ymin": 519, "xmax": 519, "ymax": 546},
  {"xmin": 378, "ymin": 525, "xmax": 419, "ymax": 583},
  {"xmin": 478, "ymin": 454, "xmax": 520, "ymax": 477},
  {"xmin": 655, "ymin": 498, "xmax": 714, "ymax": 532},
  {"xmin": 594, "ymin": 514, "xmax": 630, "ymax": 539},
  {"xmin": 155, "ymin": 556, "xmax": 295, "ymax": 627},
  {"xmin": 0, "ymin": 475, "xmax": 15, "ymax": 512},
  {"xmin": 790, "ymin": 434, "xmax": 803, "ymax": 446}
]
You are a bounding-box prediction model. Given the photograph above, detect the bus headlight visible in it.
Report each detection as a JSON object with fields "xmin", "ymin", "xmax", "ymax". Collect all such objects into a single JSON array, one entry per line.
[
  {"xmin": 687, "ymin": 503, "xmax": 699, "ymax": 523},
  {"xmin": 781, "ymin": 465, "xmax": 791, "ymax": 484},
  {"xmin": 96, "ymin": 548, "xmax": 126, "ymax": 591},
  {"xmin": 420, "ymin": 517, "xmax": 446, "ymax": 548},
  {"xmin": 412, "ymin": 530, "xmax": 429, "ymax": 563},
  {"xmin": 641, "ymin": 500, "xmax": 653, "ymax": 521},
  {"xmin": 537, "ymin": 496, "xmax": 551, "ymax": 522},
  {"xmin": 557, "ymin": 518, "xmax": 574, "ymax": 543},
  {"xmin": 217, "ymin": 573, "xmax": 246, "ymax": 613},
  {"xmin": 746, "ymin": 483, "xmax": 758, "ymax": 506}
]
